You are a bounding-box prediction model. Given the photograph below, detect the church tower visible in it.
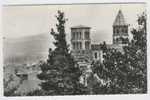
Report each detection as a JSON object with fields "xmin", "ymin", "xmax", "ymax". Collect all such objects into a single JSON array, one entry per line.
[{"xmin": 113, "ymin": 9, "xmax": 129, "ymax": 46}]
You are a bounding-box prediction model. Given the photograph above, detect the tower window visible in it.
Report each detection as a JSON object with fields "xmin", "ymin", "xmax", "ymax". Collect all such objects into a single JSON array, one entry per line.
[
  {"xmin": 116, "ymin": 29, "xmax": 119, "ymax": 34},
  {"xmin": 122, "ymin": 28, "xmax": 124, "ymax": 33},
  {"xmin": 113, "ymin": 28, "xmax": 115, "ymax": 33},
  {"xmin": 125, "ymin": 29, "xmax": 128, "ymax": 33}
]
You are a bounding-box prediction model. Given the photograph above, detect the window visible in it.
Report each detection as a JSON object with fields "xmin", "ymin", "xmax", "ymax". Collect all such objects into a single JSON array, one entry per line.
[
  {"xmin": 77, "ymin": 42, "xmax": 79, "ymax": 49},
  {"xmin": 74, "ymin": 32, "xmax": 77, "ymax": 39},
  {"xmin": 116, "ymin": 38, "xmax": 119, "ymax": 43},
  {"xmin": 125, "ymin": 29, "xmax": 128, "ymax": 33},
  {"xmin": 74, "ymin": 42, "xmax": 77, "ymax": 49},
  {"xmin": 72, "ymin": 32, "xmax": 75, "ymax": 39},
  {"xmin": 80, "ymin": 42, "xmax": 82, "ymax": 49},
  {"xmin": 94, "ymin": 52, "xmax": 97, "ymax": 59},
  {"xmin": 85, "ymin": 31, "xmax": 90, "ymax": 39},
  {"xmin": 79, "ymin": 32, "xmax": 82, "ymax": 39},
  {"xmin": 122, "ymin": 28, "xmax": 124, "ymax": 33},
  {"xmin": 77, "ymin": 42, "xmax": 82, "ymax": 49},
  {"xmin": 113, "ymin": 28, "xmax": 115, "ymax": 33},
  {"xmin": 116, "ymin": 29, "xmax": 119, "ymax": 34},
  {"xmin": 73, "ymin": 43, "xmax": 75, "ymax": 49},
  {"xmin": 85, "ymin": 42, "xmax": 90, "ymax": 50},
  {"xmin": 76, "ymin": 32, "xmax": 78, "ymax": 39}
]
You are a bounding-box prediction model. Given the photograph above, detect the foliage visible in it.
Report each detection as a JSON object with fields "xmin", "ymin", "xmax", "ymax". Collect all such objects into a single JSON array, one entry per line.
[
  {"xmin": 123, "ymin": 12, "xmax": 147, "ymax": 93},
  {"xmin": 37, "ymin": 10, "xmax": 86, "ymax": 95},
  {"xmin": 91, "ymin": 12, "xmax": 147, "ymax": 94},
  {"xmin": 4, "ymin": 74, "xmax": 22, "ymax": 96}
]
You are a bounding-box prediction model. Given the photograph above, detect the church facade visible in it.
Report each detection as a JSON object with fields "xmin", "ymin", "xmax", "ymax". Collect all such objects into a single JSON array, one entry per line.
[{"xmin": 70, "ymin": 9, "xmax": 129, "ymax": 67}]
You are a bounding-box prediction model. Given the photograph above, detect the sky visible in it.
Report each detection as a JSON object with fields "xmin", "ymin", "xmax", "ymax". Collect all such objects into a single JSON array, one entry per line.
[{"xmin": 2, "ymin": 3, "xmax": 146, "ymax": 44}]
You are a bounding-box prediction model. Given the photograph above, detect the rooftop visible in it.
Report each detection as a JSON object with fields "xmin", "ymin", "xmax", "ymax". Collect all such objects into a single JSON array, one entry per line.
[
  {"xmin": 71, "ymin": 25, "xmax": 91, "ymax": 29},
  {"xmin": 91, "ymin": 44, "xmax": 102, "ymax": 50},
  {"xmin": 107, "ymin": 44, "xmax": 124, "ymax": 52},
  {"xmin": 113, "ymin": 9, "xmax": 128, "ymax": 26}
]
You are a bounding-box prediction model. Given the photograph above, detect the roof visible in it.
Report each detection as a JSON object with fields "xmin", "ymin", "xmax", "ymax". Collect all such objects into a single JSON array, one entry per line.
[
  {"xmin": 16, "ymin": 68, "xmax": 28, "ymax": 75},
  {"xmin": 71, "ymin": 25, "xmax": 91, "ymax": 29},
  {"xmin": 107, "ymin": 44, "xmax": 123, "ymax": 52},
  {"xmin": 113, "ymin": 10, "xmax": 127, "ymax": 26},
  {"xmin": 91, "ymin": 44, "xmax": 102, "ymax": 50}
]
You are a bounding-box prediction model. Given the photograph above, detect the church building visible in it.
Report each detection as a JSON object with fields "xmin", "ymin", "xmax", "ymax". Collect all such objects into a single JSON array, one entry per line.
[{"xmin": 70, "ymin": 9, "xmax": 129, "ymax": 67}]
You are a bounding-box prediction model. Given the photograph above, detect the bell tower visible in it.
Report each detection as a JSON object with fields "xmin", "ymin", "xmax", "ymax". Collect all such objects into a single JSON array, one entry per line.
[{"xmin": 113, "ymin": 9, "xmax": 129, "ymax": 46}]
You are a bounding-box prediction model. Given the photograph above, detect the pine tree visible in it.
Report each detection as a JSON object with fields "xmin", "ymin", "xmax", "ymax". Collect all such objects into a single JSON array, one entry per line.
[{"xmin": 37, "ymin": 10, "xmax": 84, "ymax": 95}]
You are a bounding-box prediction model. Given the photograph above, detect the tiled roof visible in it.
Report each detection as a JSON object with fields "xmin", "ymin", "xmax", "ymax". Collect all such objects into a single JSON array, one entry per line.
[
  {"xmin": 91, "ymin": 44, "xmax": 102, "ymax": 50},
  {"xmin": 113, "ymin": 10, "xmax": 127, "ymax": 26},
  {"xmin": 71, "ymin": 25, "xmax": 91, "ymax": 29}
]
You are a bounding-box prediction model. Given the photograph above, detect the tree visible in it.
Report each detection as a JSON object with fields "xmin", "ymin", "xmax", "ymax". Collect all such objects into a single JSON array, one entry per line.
[
  {"xmin": 91, "ymin": 12, "xmax": 147, "ymax": 94},
  {"xmin": 37, "ymin": 11, "xmax": 86, "ymax": 95},
  {"xmin": 123, "ymin": 12, "xmax": 147, "ymax": 93},
  {"xmin": 101, "ymin": 41, "xmax": 107, "ymax": 53}
]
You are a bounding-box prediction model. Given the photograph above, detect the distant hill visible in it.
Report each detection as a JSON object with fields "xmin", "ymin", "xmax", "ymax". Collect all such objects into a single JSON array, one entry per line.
[
  {"xmin": 3, "ymin": 30, "xmax": 111, "ymax": 65},
  {"xmin": 3, "ymin": 33, "xmax": 54, "ymax": 65},
  {"xmin": 91, "ymin": 30, "xmax": 112, "ymax": 44}
]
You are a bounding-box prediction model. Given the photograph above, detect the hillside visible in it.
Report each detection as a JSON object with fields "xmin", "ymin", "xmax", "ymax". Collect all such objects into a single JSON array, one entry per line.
[
  {"xmin": 3, "ymin": 33, "xmax": 54, "ymax": 65},
  {"xmin": 3, "ymin": 30, "xmax": 111, "ymax": 65}
]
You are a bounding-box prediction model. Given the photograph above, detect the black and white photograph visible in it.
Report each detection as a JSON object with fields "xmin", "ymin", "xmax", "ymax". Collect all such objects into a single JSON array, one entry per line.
[{"xmin": 2, "ymin": 2, "xmax": 147, "ymax": 96}]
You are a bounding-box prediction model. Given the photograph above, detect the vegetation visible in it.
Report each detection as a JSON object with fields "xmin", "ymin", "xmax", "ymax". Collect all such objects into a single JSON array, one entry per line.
[
  {"xmin": 4, "ymin": 11, "xmax": 147, "ymax": 96},
  {"xmin": 37, "ymin": 10, "xmax": 87, "ymax": 95},
  {"xmin": 91, "ymin": 12, "xmax": 147, "ymax": 94}
]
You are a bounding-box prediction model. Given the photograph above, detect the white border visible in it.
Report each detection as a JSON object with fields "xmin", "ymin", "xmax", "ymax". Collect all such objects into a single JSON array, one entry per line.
[
  {"xmin": 0, "ymin": 0, "xmax": 149, "ymax": 100},
  {"xmin": 1, "ymin": 0, "xmax": 147, "ymax": 5}
]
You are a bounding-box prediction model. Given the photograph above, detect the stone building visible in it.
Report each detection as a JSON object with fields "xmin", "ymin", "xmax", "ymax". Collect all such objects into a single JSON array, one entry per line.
[
  {"xmin": 70, "ymin": 9, "xmax": 129, "ymax": 86},
  {"xmin": 71, "ymin": 9, "xmax": 129, "ymax": 66},
  {"xmin": 71, "ymin": 25, "xmax": 92, "ymax": 63},
  {"xmin": 113, "ymin": 9, "xmax": 129, "ymax": 46}
]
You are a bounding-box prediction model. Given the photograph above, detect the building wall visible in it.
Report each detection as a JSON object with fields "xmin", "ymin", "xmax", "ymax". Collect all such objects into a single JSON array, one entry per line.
[
  {"xmin": 113, "ymin": 25, "xmax": 128, "ymax": 45},
  {"xmin": 71, "ymin": 28, "xmax": 91, "ymax": 50},
  {"xmin": 71, "ymin": 27, "xmax": 104, "ymax": 64}
]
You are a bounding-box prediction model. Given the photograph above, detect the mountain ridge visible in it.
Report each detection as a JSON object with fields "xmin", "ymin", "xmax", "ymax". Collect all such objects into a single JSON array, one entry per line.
[{"xmin": 3, "ymin": 30, "xmax": 111, "ymax": 65}]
